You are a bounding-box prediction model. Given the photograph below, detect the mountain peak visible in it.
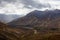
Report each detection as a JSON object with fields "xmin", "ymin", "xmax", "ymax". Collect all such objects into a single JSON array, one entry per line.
[{"xmin": 26, "ymin": 10, "xmax": 43, "ymax": 17}]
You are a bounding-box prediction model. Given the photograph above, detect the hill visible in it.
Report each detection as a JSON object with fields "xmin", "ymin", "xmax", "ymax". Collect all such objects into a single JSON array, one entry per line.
[{"xmin": 0, "ymin": 22, "xmax": 26, "ymax": 40}]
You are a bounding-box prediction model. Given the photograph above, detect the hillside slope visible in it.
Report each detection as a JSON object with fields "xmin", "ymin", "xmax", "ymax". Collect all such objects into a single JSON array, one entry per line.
[{"xmin": 0, "ymin": 18, "xmax": 60, "ymax": 40}]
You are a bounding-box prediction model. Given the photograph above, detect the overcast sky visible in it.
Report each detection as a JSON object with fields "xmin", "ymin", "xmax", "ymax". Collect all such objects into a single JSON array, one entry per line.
[{"xmin": 0, "ymin": 0, "xmax": 60, "ymax": 15}]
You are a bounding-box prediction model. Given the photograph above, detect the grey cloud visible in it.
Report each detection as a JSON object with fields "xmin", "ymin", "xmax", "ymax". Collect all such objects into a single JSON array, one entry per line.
[
  {"xmin": 20, "ymin": 0, "xmax": 51, "ymax": 9},
  {"xmin": 54, "ymin": 0, "xmax": 60, "ymax": 1},
  {"xmin": 0, "ymin": 0, "xmax": 51, "ymax": 9},
  {"xmin": 0, "ymin": 0, "xmax": 16, "ymax": 3},
  {"xmin": 24, "ymin": 6, "xmax": 33, "ymax": 9},
  {"xmin": 0, "ymin": 0, "xmax": 17, "ymax": 7}
]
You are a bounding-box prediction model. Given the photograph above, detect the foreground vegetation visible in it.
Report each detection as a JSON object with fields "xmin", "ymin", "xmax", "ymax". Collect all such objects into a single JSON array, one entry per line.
[
  {"xmin": 0, "ymin": 27, "xmax": 60, "ymax": 40},
  {"xmin": 0, "ymin": 22, "xmax": 60, "ymax": 40}
]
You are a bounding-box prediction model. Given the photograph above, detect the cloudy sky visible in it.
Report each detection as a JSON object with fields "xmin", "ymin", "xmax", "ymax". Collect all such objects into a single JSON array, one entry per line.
[{"xmin": 0, "ymin": 0, "xmax": 60, "ymax": 15}]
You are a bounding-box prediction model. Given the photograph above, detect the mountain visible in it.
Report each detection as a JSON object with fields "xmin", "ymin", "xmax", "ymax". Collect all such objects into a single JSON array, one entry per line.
[
  {"xmin": 0, "ymin": 14, "xmax": 22, "ymax": 23},
  {"xmin": 8, "ymin": 9, "xmax": 60, "ymax": 32},
  {"xmin": 0, "ymin": 14, "xmax": 60, "ymax": 40}
]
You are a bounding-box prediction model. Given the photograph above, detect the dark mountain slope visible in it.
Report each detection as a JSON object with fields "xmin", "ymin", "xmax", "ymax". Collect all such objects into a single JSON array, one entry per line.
[{"xmin": 8, "ymin": 10, "xmax": 60, "ymax": 30}]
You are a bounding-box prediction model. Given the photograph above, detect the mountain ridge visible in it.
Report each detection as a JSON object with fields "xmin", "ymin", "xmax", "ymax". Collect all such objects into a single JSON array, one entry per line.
[{"xmin": 8, "ymin": 10, "xmax": 60, "ymax": 30}]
